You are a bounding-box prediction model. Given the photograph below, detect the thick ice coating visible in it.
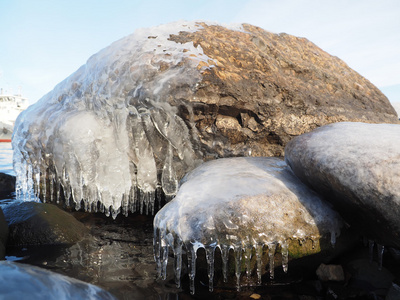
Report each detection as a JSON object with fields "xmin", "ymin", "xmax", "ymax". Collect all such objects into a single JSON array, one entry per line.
[
  {"xmin": 153, "ymin": 157, "xmax": 343, "ymax": 294},
  {"xmin": 12, "ymin": 21, "xmax": 225, "ymax": 217},
  {"xmin": 285, "ymin": 122, "xmax": 400, "ymax": 248}
]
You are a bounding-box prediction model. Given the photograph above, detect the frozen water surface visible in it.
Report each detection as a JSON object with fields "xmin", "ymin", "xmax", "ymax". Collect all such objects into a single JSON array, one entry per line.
[
  {"xmin": 153, "ymin": 157, "xmax": 343, "ymax": 294},
  {"xmin": 11, "ymin": 21, "xmax": 241, "ymax": 217}
]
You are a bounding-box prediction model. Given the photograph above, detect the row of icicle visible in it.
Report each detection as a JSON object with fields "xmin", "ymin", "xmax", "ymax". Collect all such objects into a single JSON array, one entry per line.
[
  {"xmin": 15, "ymin": 157, "xmax": 166, "ymax": 219},
  {"xmin": 153, "ymin": 228, "xmax": 289, "ymax": 295}
]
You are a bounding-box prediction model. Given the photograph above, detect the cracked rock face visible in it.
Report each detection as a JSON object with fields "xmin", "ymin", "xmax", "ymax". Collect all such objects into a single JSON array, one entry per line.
[
  {"xmin": 13, "ymin": 21, "xmax": 398, "ymax": 217},
  {"xmin": 171, "ymin": 23, "xmax": 398, "ymax": 157}
]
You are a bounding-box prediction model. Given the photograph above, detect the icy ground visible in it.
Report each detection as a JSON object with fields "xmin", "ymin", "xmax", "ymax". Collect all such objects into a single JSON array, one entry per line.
[{"xmin": 153, "ymin": 157, "xmax": 343, "ymax": 294}]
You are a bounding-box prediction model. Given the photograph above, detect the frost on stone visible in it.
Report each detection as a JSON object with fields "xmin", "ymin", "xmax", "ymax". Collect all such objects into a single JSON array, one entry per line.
[
  {"xmin": 10, "ymin": 21, "xmax": 225, "ymax": 217},
  {"xmin": 153, "ymin": 157, "xmax": 343, "ymax": 293}
]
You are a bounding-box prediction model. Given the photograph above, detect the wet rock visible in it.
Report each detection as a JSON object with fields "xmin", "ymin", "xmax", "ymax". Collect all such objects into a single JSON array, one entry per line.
[
  {"xmin": 316, "ymin": 263, "xmax": 345, "ymax": 282},
  {"xmin": 13, "ymin": 21, "xmax": 398, "ymax": 218},
  {"xmin": 5, "ymin": 212, "xmax": 175, "ymax": 300},
  {"xmin": 2, "ymin": 201, "xmax": 89, "ymax": 246},
  {"xmin": 285, "ymin": 122, "xmax": 400, "ymax": 248},
  {"xmin": 0, "ymin": 207, "xmax": 8, "ymax": 259},
  {"xmin": 386, "ymin": 283, "xmax": 400, "ymax": 300},
  {"xmin": 0, "ymin": 260, "xmax": 116, "ymax": 299},
  {"xmin": 346, "ymin": 258, "xmax": 394, "ymax": 297},
  {"xmin": 0, "ymin": 172, "xmax": 15, "ymax": 197},
  {"xmin": 154, "ymin": 157, "xmax": 356, "ymax": 292}
]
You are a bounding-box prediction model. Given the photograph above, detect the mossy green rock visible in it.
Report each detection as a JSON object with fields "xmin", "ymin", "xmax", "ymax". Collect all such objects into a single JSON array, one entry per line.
[{"xmin": 3, "ymin": 201, "xmax": 89, "ymax": 246}]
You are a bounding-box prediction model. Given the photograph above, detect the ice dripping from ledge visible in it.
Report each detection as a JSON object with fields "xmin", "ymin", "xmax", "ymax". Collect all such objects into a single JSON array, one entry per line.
[
  {"xmin": 153, "ymin": 157, "xmax": 343, "ymax": 294},
  {"xmin": 10, "ymin": 21, "xmax": 233, "ymax": 217}
]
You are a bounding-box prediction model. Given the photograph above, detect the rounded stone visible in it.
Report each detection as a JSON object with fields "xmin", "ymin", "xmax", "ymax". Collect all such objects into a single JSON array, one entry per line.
[
  {"xmin": 2, "ymin": 201, "xmax": 89, "ymax": 246},
  {"xmin": 285, "ymin": 122, "xmax": 400, "ymax": 247}
]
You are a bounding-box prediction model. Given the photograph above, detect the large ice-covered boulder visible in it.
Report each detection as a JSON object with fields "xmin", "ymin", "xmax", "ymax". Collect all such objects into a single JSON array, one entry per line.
[
  {"xmin": 13, "ymin": 21, "xmax": 398, "ymax": 217},
  {"xmin": 153, "ymin": 157, "xmax": 347, "ymax": 293},
  {"xmin": 285, "ymin": 122, "xmax": 400, "ymax": 248},
  {"xmin": 0, "ymin": 261, "xmax": 116, "ymax": 299}
]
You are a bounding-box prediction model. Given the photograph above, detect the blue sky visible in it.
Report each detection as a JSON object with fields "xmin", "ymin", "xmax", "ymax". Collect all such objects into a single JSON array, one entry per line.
[{"xmin": 1, "ymin": 0, "xmax": 399, "ymax": 105}]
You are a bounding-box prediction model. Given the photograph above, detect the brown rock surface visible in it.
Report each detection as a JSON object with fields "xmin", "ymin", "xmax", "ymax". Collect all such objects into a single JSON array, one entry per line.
[{"xmin": 169, "ymin": 23, "xmax": 398, "ymax": 156}]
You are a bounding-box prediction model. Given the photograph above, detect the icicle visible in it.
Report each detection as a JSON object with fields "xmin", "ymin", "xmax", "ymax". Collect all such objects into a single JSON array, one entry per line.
[
  {"xmin": 153, "ymin": 227, "xmax": 162, "ymax": 278},
  {"xmin": 54, "ymin": 178, "xmax": 59, "ymax": 204},
  {"xmin": 256, "ymin": 244, "xmax": 263, "ymax": 285},
  {"xmin": 187, "ymin": 244, "xmax": 198, "ymax": 295},
  {"xmin": 156, "ymin": 185, "xmax": 163, "ymax": 211},
  {"xmin": 26, "ymin": 163, "xmax": 34, "ymax": 201},
  {"xmin": 244, "ymin": 246, "xmax": 252, "ymax": 281},
  {"xmin": 41, "ymin": 172, "xmax": 47, "ymax": 202},
  {"xmin": 161, "ymin": 242, "xmax": 169, "ymax": 280},
  {"xmin": 221, "ymin": 244, "xmax": 230, "ymax": 283},
  {"xmin": 205, "ymin": 245, "xmax": 216, "ymax": 292},
  {"xmin": 139, "ymin": 190, "xmax": 144, "ymax": 215},
  {"xmin": 128, "ymin": 186, "xmax": 136, "ymax": 213},
  {"xmin": 34, "ymin": 169, "xmax": 40, "ymax": 199},
  {"xmin": 330, "ymin": 230, "xmax": 336, "ymax": 246},
  {"xmin": 161, "ymin": 143, "xmax": 178, "ymax": 197},
  {"xmin": 234, "ymin": 247, "xmax": 242, "ymax": 291},
  {"xmin": 173, "ymin": 237, "xmax": 183, "ymax": 288},
  {"xmin": 149, "ymin": 190, "xmax": 155, "ymax": 215},
  {"xmin": 111, "ymin": 205, "xmax": 119, "ymax": 220},
  {"xmin": 268, "ymin": 243, "xmax": 276, "ymax": 280},
  {"xmin": 377, "ymin": 243, "xmax": 384, "ymax": 270},
  {"xmin": 281, "ymin": 240, "xmax": 289, "ymax": 273},
  {"xmin": 368, "ymin": 240, "xmax": 375, "ymax": 263},
  {"xmin": 104, "ymin": 206, "xmax": 110, "ymax": 217}
]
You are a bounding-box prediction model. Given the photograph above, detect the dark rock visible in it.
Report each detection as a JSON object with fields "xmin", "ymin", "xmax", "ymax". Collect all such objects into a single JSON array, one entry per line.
[
  {"xmin": 346, "ymin": 258, "xmax": 394, "ymax": 297},
  {"xmin": 285, "ymin": 122, "xmax": 400, "ymax": 248},
  {"xmin": 386, "ymin": 283, "xmax": 400, "ymax": 300},
  {"xmin": 0, "ymin": 172, "xmax": 15, "ymax": 197},
  {"xmin": 0, "ymin": 261, "xmax": 116, "ymax": 299},
  {"xmin": 2, "ymin": 201, "xmax": 89, "ymax": 246},
  {"xmin": 316, "ymin": 263, "xmax": 345, "ymax": 282},
  {"xmin": 0, "ymin": 207, "xmax": 7, "ymax": 259}
]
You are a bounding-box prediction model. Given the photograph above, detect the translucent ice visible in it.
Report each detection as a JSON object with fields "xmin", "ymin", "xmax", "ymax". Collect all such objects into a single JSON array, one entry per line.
[
  {"xmin": 11, "ymin": 21, "xmax": 228, "ymax": 217},
  {"xmin": 0, "ymin": 261, "xmax": 116, "ymax": 300},
  {"xmin": 153, "ymin": 157, "xmax": 343, "ymax": 293}
]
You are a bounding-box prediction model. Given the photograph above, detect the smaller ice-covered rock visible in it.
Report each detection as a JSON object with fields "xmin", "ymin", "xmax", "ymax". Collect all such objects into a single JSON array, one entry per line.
[
  {"xmin": 285, "ymin": 122, "xmax": 400, "ymax": 248},
  {"xmin": 153, "ymin": 157, "xmax": 345, "ymax": 294},
  {"xmin": 0, "ymin": 261, "xmax": 116, "ymax": 299}
]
